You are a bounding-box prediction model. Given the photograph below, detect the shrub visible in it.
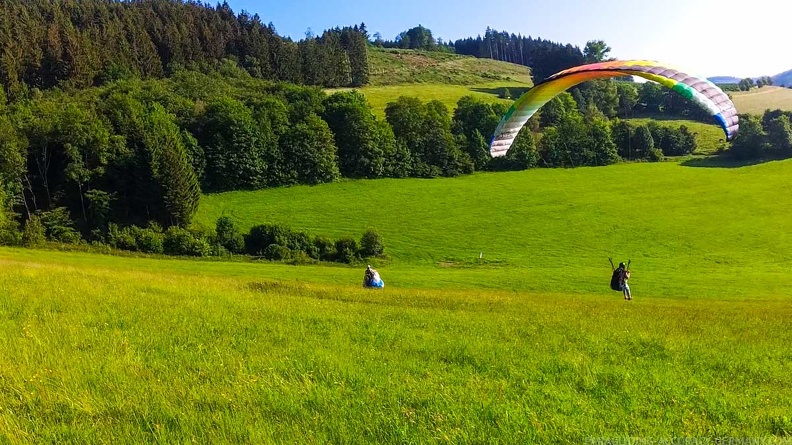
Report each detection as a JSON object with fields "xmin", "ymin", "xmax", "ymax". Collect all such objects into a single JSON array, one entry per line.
[
  {"xmin": 192, "ymin": 239, "xmax": 212, "ymax": 257},
  {"xmin": 359, "ymin": 228, "xmax": 384, "ymax": 257},
  {"xmin": 224, "ymin": 234, "xmax": 245, "ymax": 254},
  {"xmin": 288, "ymin": 250, "xmax": 314, "ymax": 265},
  {"xmin": 0, "ymin": 227, "xmax": 21, "ymax": 246},
  {"xmin": 38, "ymin": 208, "xmax": 82, "ymax": 244},
  {"xmin": 210, "ymin": 243, "xmax": 229, "ymax": 257},
  {"xmin": 88, "ymin": 228, "xmax": 105, "ymax": 244},
  {"xmin": 648, "ymin": 123, "xmax": 697, "ymax": 156},
  {"xmin": 0, "ymin": 217, "xmax": 20, "ymax": 246},
  {"xmin": 135, "ymin": 228, "xmax": 164, "ymax": 254},
  {"xmin": 647, "ymin": 147, "xmax": 664, "ymax": 162},
  {"xmin": 245, "ymin": 223, "xmax": 291, "ymax": 255},
  {"xmin": 313, "ymin": 236, "xmax": 335, "ymax": 261},
  {"xmin": 674, "ymin": 125, "xmax": 697, "ymax": 156},
  {"xmin": 286, "ymin": 230, "xmax": 312, "ymax": 253},
  {"xmin": 21, "ymin": 215, "xmax": 46, "ymax": 247},
  {"xmin": 147, "ymin": 221, "xmax": 164, "ymax": 233},
  {"xmin": 335, "ymin": 237, "xmax": 359, "ymax": 263},
  {"xmin": 304, "ymin": 240, "xmax": 319, "ymax": 259},
  {"xmin": 263, "ymin": 243, "xmax": 291, "ymax": 260},
  {"xmin": 244, "ymin": 223, "xmax": 308, "ymax": 255},
  {"xmin": 120, "ymin": 227, "xmax": 140, "ymax": 251},
  {"xmin": 0, "ymin": 191, "xmax": 20, "ymax": 245},
  {"xmin": 246, "ymin": 225, "xmax": 271, "ymax": 256},
  {"xmin": 90, "ymin": 241, "xmax": 112, "ymax": 254},
  {"xmin": 189, "ymin": 224, "xmax": 215, "ymax": 244},
  {"xmin": 107, "ymin": 223, "xmax": 138, "ymax": 251},
  {"xmin": 216, "ymin": 216, "xmax": 244, "ymax": 253},
  {"xmin": 163, "ymin": 226, "xmax": 210, "ymax": 256}
]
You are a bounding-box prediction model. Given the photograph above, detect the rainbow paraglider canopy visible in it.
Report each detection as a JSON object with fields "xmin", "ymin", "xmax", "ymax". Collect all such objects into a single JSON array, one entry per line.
[{"xmin": 490, "ymin": 60, "xmax": 739, "ymax": 157}]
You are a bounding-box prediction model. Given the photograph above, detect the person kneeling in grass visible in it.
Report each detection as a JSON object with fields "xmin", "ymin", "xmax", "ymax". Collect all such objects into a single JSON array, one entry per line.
[{"xmin": 363, "ymin": 265, "xmax": 384, "ymax": 289}]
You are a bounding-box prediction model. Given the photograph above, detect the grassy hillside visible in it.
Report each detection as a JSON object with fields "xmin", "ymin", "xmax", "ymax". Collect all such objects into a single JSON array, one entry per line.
[
  {"xmin": 625, "ymin": 116, "xmax": 727, "ymax": 155},
  {"xmin": 731, "ymin": 86, "xmax": 792, "ymax": 114},
  {"xmin": 772, "ymin": 70, "xmax": 792, "ymax": 87},
  {"xmin": 367, "ymin": 48, "xmax": 533, "ymax": 86},
  {"xmin": 1, "ymin": 248, "xmax": 791, "ymax": 443},
  {"xmin": 195, "ymin": 160, "xmax": 792, "ymax": 299},
  {"xmin": 331, "ymin": 48, "xmax": 534, "ymax": 117}
]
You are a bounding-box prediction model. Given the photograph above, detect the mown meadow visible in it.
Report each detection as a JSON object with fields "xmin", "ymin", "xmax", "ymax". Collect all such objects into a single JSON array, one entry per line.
[
  {"xmin": 731, "ymin": 86, "xmax": 792, "ymax": 115},
  {"xmin": 196, "ymin": 159, "xmax": 792, "ymax": 299},
  {"xmin": 1, "ymin": 159, "xmax": 791, "ymax": 443}
]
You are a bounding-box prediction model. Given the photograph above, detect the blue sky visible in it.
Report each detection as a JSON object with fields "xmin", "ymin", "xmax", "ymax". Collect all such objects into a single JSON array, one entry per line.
[{"xmin": 227, "ymin": 0, "xmax": 790, "ymax": 78}]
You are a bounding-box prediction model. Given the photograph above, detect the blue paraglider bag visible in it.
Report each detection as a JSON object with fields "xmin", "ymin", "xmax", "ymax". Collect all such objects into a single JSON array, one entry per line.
[{"xmin": 364, "ymin": 269, "xmax": 384, "ymax": 289}]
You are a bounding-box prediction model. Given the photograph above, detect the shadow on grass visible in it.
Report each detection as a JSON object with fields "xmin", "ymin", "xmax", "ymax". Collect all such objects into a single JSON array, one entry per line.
[
  {"xmin": 625, "ymin": 111, "xmax": 716, "ymax": 124},
  {"xmin": 680, "ymin": 155, "xmax": 785, "ymax": 168},
  {"xmin": 438, "ymin": 257, "xmax": 512, "ymax": 268},
  {"xmin": 470, "ymin": 86, "xmax": 532, "ymax": 98}
]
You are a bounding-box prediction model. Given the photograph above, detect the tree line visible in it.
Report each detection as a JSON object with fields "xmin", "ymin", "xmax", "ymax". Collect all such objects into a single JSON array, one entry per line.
[
  {"xmin": 738, "ymin": 77, "xmax": 774, "ymax": 91},
  {"xmin": 377, "ymin": 25, "xmax": 588, "ymax": 83},
  {"xmin": 730, "ymin": 110, "xmax": 792, "ymax": 160},
  {"xmin": 452, "ymin": 28, "xmax": 586, "ymax": 82},
  {"xmin": 0, "ymin": 0, "xmax": 369, "ymax": 96},
  {"xmin": 371, "ymin": 25, "xmax": 456, "ymax": 53}
]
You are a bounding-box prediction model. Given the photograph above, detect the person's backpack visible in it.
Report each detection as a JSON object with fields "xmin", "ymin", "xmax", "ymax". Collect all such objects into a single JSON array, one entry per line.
[{"xmin": 610, "ymin": 269, "xmax": 623, "ymax": 291}]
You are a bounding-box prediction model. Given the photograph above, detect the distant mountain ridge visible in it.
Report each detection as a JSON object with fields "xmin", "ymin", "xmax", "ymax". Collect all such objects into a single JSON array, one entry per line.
[
  {"xmin": 773, "ymin": 70, "xmax": 792, "ymax": 87},
  {"xmin": 708, "ymin": 69, "xmax": 792, "ymax": 87},
  {"xmin": 708, "ymin": 76, "xmax": 741, "ymax": 84}
]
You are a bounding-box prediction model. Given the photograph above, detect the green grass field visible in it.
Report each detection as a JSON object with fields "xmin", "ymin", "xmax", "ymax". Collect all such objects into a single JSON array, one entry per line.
[
  {"xmin": 1, "ymin": 245, "xmax": 791, "ymax": 443},
  {"xmin": 3, "ymin": 159, "xmax": 792, "ymax": 443},
  {"xmin": 731, "ymin": 86, "xmax": 792, "ymax": 114},
  {"xmin": 195, "ymin": 159, "xmax": 792, "ymax": 299}
]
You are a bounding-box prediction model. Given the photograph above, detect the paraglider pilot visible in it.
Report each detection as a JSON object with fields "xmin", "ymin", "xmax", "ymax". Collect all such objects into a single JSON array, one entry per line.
[
  {"xmin": 611, "ymin": 261, "xmax": 631, "ymax": 300},
  {"xmin": 363, "ymin": 265, "xmax": 384, "ymax": 289}
]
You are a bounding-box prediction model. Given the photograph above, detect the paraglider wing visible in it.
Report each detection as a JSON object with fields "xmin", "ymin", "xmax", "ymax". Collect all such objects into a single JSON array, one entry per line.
[{"xmin": 490, "ymin": 60, "xmax": 739, "ymax": 157}]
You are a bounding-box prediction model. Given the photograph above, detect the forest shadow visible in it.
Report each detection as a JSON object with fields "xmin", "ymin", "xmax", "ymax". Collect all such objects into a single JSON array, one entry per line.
[
  {"xmin": 470, "ymin": 86, "xmax": 532, "ymax": 98},
  {"xmin": 680, "ymin": 156, "xmax": 783, "ymax": 168}
]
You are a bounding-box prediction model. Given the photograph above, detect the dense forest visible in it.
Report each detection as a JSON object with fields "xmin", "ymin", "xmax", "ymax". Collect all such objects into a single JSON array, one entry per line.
[
  {"xmin": 453, "ymin": 28, "xmax": 585, "ymax": 82},
  {"xmin": 0, "ymin": 0, "xmax": 369, "ymax": 95}
]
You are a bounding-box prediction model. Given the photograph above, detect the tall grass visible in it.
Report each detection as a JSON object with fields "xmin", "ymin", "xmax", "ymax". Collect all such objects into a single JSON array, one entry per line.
[{"xmin": 0, "ymin": 252, "xmax": 790, "ymax": 443}]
